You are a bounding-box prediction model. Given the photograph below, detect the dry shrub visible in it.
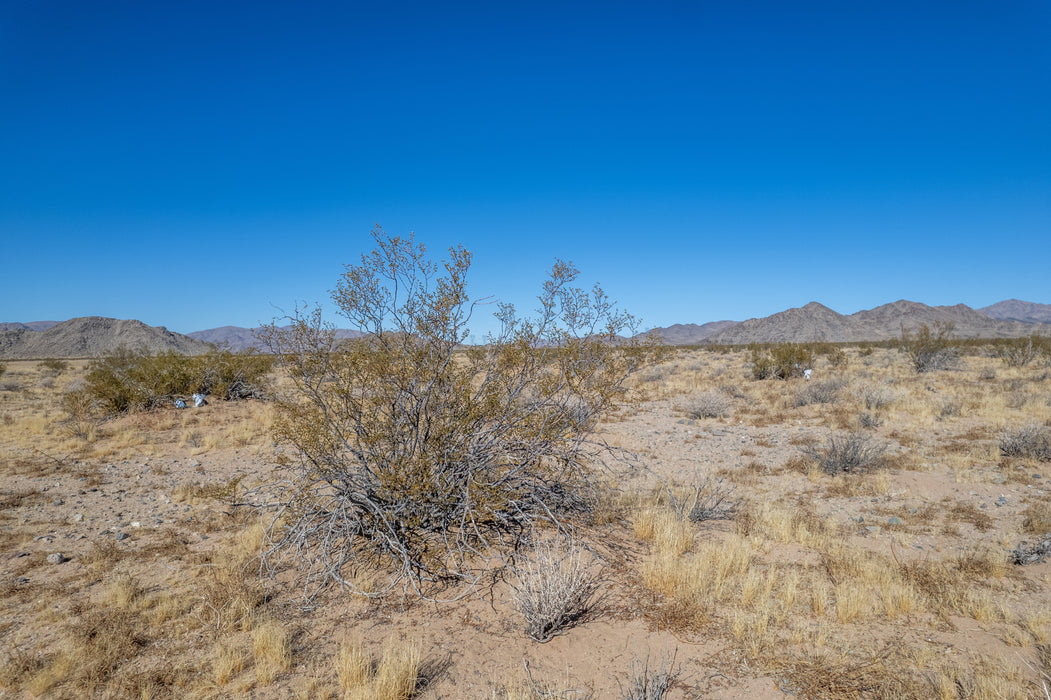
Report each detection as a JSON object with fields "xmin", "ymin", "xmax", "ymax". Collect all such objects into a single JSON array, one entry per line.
[
  {"xmin": 511, "ymin": 540, "xmax": 603, "ymax": 643},
  {"xmin": 793, "ymin": 378, "xmax": 845, "ymax": 407},
  {"xmin": 662, "ymin": 474, "xmax": 739, "ymax": 523},
  {"xmin": 684, "ymin": 391, "xmax": 729, "ymax": 419},
  {"xmin": 619, "ymin": 651, "xmax": 679, "ymax": 700},
  {"xmin": 802, "ymin": 431, "xmax": 888, "ymax": 475},
  {"xmin": 1000, "ymin": 424, "xmax": 1051, "ymax": 461},
  {"xmin": 259, "ymin": 228, "xmax": 657, "ymax": 600},
  {"xmin": 901, "ymin": 322, "xmax": 960, "ymax": 373}
]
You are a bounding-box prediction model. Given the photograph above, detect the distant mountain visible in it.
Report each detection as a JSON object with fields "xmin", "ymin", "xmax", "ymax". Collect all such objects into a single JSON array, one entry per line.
[
  {"xmin": 648, "ymin": 320, "xmax": 738, "ymax": 345},
  {"xmin": 979, "ymin": 299, "xmax": 1051, "ymax": 325},
  {"xmin": 0, "ymin": 317, "xmax": 211, "ymax": 359},
  {"xmin": 703, "ymin": 300, "xmax": 1051, "ymax": 345},
  {"xmin": 188, "ymin": 325, "xmax": 365, "ymax": 351},
  {"xmin": 0, "ymin": 321, "xmax": 60, "ymax": 332}
]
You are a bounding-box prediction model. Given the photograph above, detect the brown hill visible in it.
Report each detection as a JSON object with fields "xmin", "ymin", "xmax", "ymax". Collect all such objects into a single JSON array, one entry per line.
[
  {"xmin": 0, "ymin": 317, "xmax": 212, "ymax": 359},
  {"xmin": 188, "ymin": 325, "xmax": 365, "ymax": 351},
  {"xmin": 648, "ymin": 320, "xmax": 737, "ymax": 345},
  {"xmin": 704, "ymin": 300, "xmax": 1051, "ymax": 345},
  {"xmin": 979, "ymin": 299, "xmax": 1051, "ymax": 324},
  {"xmin": 0, "ymin": 321, "xmax": 60, "ymax": 332}
]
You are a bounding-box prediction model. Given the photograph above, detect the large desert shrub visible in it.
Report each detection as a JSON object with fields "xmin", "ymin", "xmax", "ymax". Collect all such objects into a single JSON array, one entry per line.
[
  {"xmin": 995, "ymin": 335, "xmax": 1050, "ymax": 368},
  {"xmin": 258, "ymin": 228, "xmax": 655, "ymax": 600},
  {"xmin": 900, "ymin": 322, "xmax": 959, "ymax": 373},
  {"xmin": 749, "ymin": 343, "xmax": 814, "ymax": 381},
  {"xmin": 82, "ymin": 346, "xmax": 272, "ymax": 414}
]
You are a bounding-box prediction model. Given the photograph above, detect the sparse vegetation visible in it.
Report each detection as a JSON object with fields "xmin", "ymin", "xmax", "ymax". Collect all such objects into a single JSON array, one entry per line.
[{"xmin": 2, "ymin": 331, "xmax": 1050, "ymax": 697}]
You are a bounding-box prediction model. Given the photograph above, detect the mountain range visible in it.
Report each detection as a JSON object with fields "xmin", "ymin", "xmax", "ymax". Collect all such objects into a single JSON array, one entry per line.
[{"xmin": 2, "ymin": 299, "xmax": 1049, "ymax": 357}]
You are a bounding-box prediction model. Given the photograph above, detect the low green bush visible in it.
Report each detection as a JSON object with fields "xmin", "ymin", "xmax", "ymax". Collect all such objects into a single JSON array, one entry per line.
[{"xmin": 749, "ymin": 343, "xmax": 815, "ymax": 380}]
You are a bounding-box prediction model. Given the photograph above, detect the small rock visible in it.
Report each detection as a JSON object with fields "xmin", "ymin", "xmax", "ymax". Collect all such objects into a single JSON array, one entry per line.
[
  {"xmin": 52, "ymin": 498, "xmax": 64, "ymax": 506},
  {"xmin": 46, "ymin": 553, "xmax": 67, "ymax": 565},
  {"xmin": 887, "ymin": 517, "xmax": 905, "ymax": 526},
  {"xmin": 71, "ymin": 513, "xmax": 84, "ymax": 522},
  {"xmin": 116, "ymin": 532, "xmax": 128, "ymax": 541}
]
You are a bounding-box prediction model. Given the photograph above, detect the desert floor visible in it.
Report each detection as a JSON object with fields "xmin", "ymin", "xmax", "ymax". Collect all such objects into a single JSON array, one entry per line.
[{"xmin": 1, "ymin": 346, "xmax": 1050, "ymax": 698}]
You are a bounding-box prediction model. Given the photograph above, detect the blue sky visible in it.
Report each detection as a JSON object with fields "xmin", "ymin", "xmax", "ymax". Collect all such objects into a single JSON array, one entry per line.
[{"xmin": 2, "ymin": 1, "xmax": 1048, "ymax": 337}]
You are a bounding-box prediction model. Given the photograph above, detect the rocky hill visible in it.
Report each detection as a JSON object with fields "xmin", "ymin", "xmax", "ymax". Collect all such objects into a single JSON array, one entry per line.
[
  {"xmin": 703, "ymin": 300, "xmax": 1050, "ymax": 345},
  {"xmin": 0, "ymin": 321, "xmax": 59, "ymax": 332},
  {"xmin": 0, "ymin": 317, "xmax": 211, "ymax": 359},
  {"xmin": 188, "ymin": 325, "xmax": 365, "ymax": 351},
  {"xmin": 648, "ymin": 320, "xmax": 738, "ymax": 345},
  {"xmin": 980, "ymin": 299, "xmax": 1051, "ymax": 325}
]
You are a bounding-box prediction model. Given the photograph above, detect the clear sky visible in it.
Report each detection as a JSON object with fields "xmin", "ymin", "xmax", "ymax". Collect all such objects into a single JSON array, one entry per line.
[{"xmin": 2, "ymin": 1, "xmax": 1049, "ymax": 337}]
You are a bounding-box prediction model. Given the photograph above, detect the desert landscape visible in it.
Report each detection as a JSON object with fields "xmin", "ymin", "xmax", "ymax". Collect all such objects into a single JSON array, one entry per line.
[{"xmin": 2, "ymin": 297, "xmax": 1051, "ymax": 698}]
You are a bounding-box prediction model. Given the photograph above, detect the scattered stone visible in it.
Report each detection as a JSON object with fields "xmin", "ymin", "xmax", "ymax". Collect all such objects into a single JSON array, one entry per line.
[
  {"xmin": 1012, "ymin": 537, "xmax": 1051, "ymax": 565},
  {"xmin": 71, "ymin": 513, "xmax": 84, "ymax": 522},
  {"xmin": 887, "ymin": 516, "xmax": 905, "ymax": 526},
  {"xmin": 46, "ymin": 553, "xmax": 67, "ymax": 565},
  {"xmin": 116, "ymin": 532, "xmax": 128, "ymax": 541},
  {"xmin": 52, "ymin": 498, "xmax": 64, "ymax": 506}
]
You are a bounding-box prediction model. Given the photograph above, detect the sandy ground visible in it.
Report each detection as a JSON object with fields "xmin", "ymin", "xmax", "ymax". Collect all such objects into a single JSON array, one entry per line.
[{"xmin": 2, "ymin": 351, "xmax": 1050, "ymax": 698}]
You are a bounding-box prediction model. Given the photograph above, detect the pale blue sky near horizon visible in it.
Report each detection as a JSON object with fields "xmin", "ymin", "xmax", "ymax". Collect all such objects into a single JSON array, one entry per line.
[{"xmin": 2, "ymin": 1, "xmax": 1049, "ymax": 337}]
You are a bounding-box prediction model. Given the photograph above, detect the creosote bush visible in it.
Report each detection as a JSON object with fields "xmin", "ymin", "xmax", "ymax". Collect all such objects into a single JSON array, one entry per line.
[
  {"xmin": 749, "ymin": 343, "xmax": 814, "ymax": 381},
  {"xmin": 260, "ymin": 227, "xmax": 657, "ymax": 600},
  {"xmin": 995, "ymin": 335, "xmax": 1050, "ymax": 368},
  {"xmin": 900, "ymin": 322, "xmax": 959, "ymax": 373},
  {"xmin": 79, "ymin": 346, "xmax": 273, "ymax": 414}
]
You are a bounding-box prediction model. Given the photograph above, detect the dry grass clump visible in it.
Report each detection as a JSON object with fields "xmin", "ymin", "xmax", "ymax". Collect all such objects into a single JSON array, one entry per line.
[
  {"xmin": 252, "ymin": 618, "xmax": 292, "ymax": 685},
  {"xmin": 336, "ymin": 639, "xmax": 421, "ymax": 700},
  {"xmin": 510, "ymin": 540, "xmax": 603, "ymax": 643},
  {"xmin": 1022, "ymin": 503, "xmax": 1051, "ymax": 535},
  {"xmin": 634, "ymin": 506, "xmax": 694, "ymax": 556}
]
